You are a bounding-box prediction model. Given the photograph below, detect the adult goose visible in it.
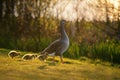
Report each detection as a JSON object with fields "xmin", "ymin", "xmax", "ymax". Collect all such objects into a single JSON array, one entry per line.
[{"xmin": 38, "ymin": 20, "xmax": 69, "ymax": 63}]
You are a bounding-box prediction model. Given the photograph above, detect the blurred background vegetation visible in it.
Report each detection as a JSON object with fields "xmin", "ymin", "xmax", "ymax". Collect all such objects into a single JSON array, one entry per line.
[{"xmin": 0, "ymin": 0, "xmax": 120, "ymax": 64}]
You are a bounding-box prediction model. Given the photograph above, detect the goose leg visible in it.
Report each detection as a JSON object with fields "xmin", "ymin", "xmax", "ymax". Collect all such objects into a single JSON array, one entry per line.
[{"xmin": 60, "ymin": 56, "xmax": 64, "ymax": 64}]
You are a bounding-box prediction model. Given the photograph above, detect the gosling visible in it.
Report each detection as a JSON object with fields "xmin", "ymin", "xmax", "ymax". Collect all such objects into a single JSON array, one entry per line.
[
  {"xmin": 8, "ymin": 50, "xmax": 20, "ymax": 59},
  {"xmin": 22, "ymin": 54, "xmax": 38, "ymax": 60}
]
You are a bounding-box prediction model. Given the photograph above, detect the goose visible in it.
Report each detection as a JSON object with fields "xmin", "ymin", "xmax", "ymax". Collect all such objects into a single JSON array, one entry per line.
[{"xmin": 38, "ymin": 20, "xmax": 69, "ymax": 63}]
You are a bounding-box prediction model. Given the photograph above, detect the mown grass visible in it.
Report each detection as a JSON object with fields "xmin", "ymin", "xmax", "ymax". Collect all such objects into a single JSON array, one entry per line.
[{"xmin": 0, "ymin": 48, "xmax": 120, "ymax": 80}]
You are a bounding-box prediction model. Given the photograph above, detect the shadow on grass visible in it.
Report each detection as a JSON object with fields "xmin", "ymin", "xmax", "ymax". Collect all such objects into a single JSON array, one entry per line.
[
  {"xmin": 47, "ymin": 58, "xmax": 73, "ymax": 64},
  {"xmin": 38, "ymin": 60, "xmax": 74, "ymax": 70},
  {"xmin": 64, "ymin": 61, "xmax": 73, "ymax": 64},
  {"xmin": 38, "ymin": 65, "xmax": 48, "ymax": 69},
  {"xmin": 17, "ymin": 59, "xmax": 23, "ymax": 62}
]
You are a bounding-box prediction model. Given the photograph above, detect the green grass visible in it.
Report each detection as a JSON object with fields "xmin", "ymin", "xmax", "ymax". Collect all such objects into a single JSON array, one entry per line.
[
  {"xmin": 65, "ymin": 41, "xmax": 120, "ymax": 64},
  {"xmin": 90, "ymin": 41, "xmax": 120, "ymax": 63},
  {"xmin": 0, "ymin": 48, "xmax": 120, "ymax": 80}
]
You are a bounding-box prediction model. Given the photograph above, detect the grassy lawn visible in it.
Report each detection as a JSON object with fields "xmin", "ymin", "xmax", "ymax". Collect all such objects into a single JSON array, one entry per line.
[{"xmin": 0, "ymin": 48, "xmax": 120, "ymax": 80}]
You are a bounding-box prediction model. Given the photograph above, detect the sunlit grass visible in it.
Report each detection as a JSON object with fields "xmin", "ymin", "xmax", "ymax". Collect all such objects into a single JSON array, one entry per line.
[{"xmin": 0, "ymin": 48, "xmax": 120, "ymax": 80}]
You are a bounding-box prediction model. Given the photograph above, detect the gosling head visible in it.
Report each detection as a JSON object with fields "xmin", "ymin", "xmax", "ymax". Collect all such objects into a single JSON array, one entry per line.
[{"xmin": 38, "ymin": 54, "xmax": 48, "ymax": 61}]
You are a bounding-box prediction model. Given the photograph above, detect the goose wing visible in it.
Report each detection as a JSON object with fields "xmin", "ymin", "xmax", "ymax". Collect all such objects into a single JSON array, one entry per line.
[{"xmin": 42, "ymin": 39, "xmax": 64, "ymax": 54}]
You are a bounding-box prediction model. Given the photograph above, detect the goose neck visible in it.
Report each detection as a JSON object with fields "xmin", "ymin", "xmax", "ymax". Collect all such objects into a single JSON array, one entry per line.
[{"xmin": 60, "ymin": 25, "xmax": 68, "ymax": 40}]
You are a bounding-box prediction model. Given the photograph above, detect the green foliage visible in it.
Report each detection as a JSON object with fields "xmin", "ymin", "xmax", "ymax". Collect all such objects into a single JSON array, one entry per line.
[
  {"xmin": 90, "ymin": 41, "xmax": 120, "ymax": 63},
  {"xmin": 64, "ymin": 40, "xmax": 120, "ymax": 64},
  {"xmin": 15, "ymin": 37, "xmax": 52, "ymax": 52},
  {"xmin": 64, "ymin": 42, "xmax": 89, "ymax": 59},
  {"xmin": 65, "ymin": 42, "xmax": 80, "ymax": 59}
]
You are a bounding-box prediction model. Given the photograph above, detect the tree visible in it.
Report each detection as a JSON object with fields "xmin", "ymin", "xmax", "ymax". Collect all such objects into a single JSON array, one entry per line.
[{"xmin": 95, "ymin": 0, "xmax": 120, "ymax": 40}]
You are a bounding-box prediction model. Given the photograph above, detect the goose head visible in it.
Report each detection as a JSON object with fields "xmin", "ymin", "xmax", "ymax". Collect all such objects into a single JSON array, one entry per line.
[
  {"xmin": 38, "ymin": 52, "xmax": 48, "ymax": 61},
  {"xmin": 61, "ymin": 19, "xmax": 66, "ymax": 25},
  {"xmin": 58, "ymin": 19, "xmax": 66, "ymax": 32}
]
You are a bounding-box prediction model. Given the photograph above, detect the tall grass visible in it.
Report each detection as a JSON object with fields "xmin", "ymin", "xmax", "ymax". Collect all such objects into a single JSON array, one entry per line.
[
  {"xmin": 0, "ymin": 36, "xmax": 52, "ymax": 52},
  {"xmin": 65, "ymin": 40, "xmax": 120, "ymax": 64},
  {"xmin": 65, "ymin": 42, "xmax": 80, "ymax": 59},
  {"xmin": 65, "ymin": 42, "xmax": 89, "ymax": 59},
  {"xmin": 90, "ymin": 41, "xmax": 120, "ymax": 64}
]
